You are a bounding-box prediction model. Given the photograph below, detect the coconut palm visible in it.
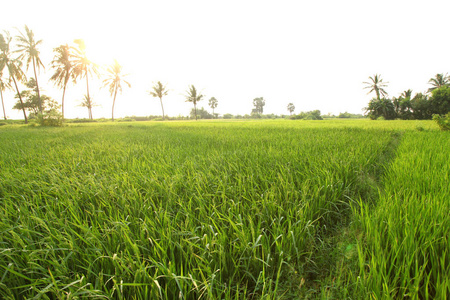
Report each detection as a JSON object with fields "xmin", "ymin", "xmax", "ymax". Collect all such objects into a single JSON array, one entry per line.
[
  {"xmin": 103, "ymin": 59, "xmax": 130, "ymax": 121},
  {"xmin": 72, "ymin": 39, "xmax": 99, "ymax": 119},
  {"xmin": 427, "ymin": 73, "xmax": 450, "ymax": 93},
  {"xmin": 15, "ymin": 25, "xmax": 44, "ymax": 113},
  {"xmin": 49, "ymin": 44, "xmax": 73, "ymax": 119},
  {"xmin": 363, "ymin": 74, "xmax": 388, "ymax": 100},
  {"xmin": 185, "ymin": 85, "xmax": 204, "ymax": 120},
  {"xmin": 0, "ymin": 31, "xmax": 28, "ymax": 123},
  {"xmin": 401, "ymin": 89, "xmax": 413, "ymax": 99},
  {"xmin": 149, "ymin": 81, "xmax": 168, "ymax": 120},
  {"xmin": 208, "ymin": 97, "xmax": 218, "ymax": 118},
  {"xmin": 79, "ymin": 94, "xmax": 95, "ymax": 120}
]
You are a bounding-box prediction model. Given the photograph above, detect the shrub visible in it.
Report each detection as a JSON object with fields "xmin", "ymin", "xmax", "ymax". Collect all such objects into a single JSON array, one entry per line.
[
  {"xmin": 433, "ymin": 113, "xmax": 450, "ymax": 131},
  {"xmin": 37, "ymin": 110, "xmax": 63, "ymax": 127}
]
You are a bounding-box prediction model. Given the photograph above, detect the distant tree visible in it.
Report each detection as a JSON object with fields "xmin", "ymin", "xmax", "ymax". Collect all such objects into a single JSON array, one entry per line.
[
  {"xmin": 0, "ymin": 72, "xmax": 10, "ymax": 120},
  {"xmin": 103, "ymin": 59, "xmax": 130, "ymax": 121},
  {"xmin": 287, "ymin": 102, "xmax": 295, "ymax": 115},
  {"xmin": 410, "ymin": 93, "xmax": 432, "ymax": 120},
  {"xmin": 72, "ymin": 39, "xmax": 99, "ymax": 119},
  {"xmin": 79, "ymin": 94, "xmax": 96, "ymax": 119},
  {"xmin": 365, "ymin": 98, "xmax": 396, "ymax": 120},
  {"xmin": 338, "ymin": 112, "xmax": 351, "ymax": 118},
  {"xmin": 13, "ymin": 78, "xmax": 58, "ymax": 118},
  {"xmin": 430, "ymin": 86, "xmax": 450, "ymax": 115},
  {"xmin": 223, "ymin": 113, "xmax": 233, "ymax": 119},
  {"xmin": 149, "ymin": 81, "xmax": 169, "ymax": 120},
  {"xmin": 363, "ymin": 74, "xmax": 388, "ymax": 100},
  {"xmin": 190, "ymin": 107, "xmax": 213, "ymax": 119},
  {"xmin": 252, "ymin": 97, "xmax": 265, "ymax": 114},
  {"xmin": 15, "ymin": 25, "xmax": 44, "ymax": 114},
  {"xmin": 185, "ymin": 85, "xmax": 204, "ymax": 120},
  {"xmin": 291, "ymin": 110, "xmax": 323, "ymax": 120},
  {"xmin": 392, "ymin": 90, "xmax": 413, "ymax": 119},
  {"xmin": 401, "ymin": 89, "xmax": 413, "ymax": 99},
  {"xmin": 0, "ymin": 31, "xmax": 28, "ymax": 123},
  {"xmin": 428, "ymin": 73, "xmax": 449, "ymax": 93},
  {"xmin": 208, "ymin": 97, "xmax": 218, "ymax": 118},
  {"xmin": 50, "ymin": 44, "xmax": 73, "ymax": 119}
]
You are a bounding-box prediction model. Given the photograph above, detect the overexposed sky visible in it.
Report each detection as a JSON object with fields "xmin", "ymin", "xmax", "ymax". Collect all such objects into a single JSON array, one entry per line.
[{"xmin": 1, "ymin": 0, "xmax": 450, "ymax": 119}]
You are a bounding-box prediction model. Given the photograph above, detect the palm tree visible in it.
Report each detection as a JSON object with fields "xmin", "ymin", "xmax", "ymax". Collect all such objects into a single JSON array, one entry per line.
[
  {"xmin": 103, "ymin": 59, "xmax": 130, "ymax": 121},
  {"xmin": 15, "ymin": 25, "xmax": 44, "ymax": 113},
  {"xmin": 185, "ymin": 85, "xmax": 204, "ymax": 120},
  {"xmin": 79, "ymin": 94, "xmax": 95, "ymax": 120},
  {"xmin": 401, "ymin": 89, "xmax": 413, "ymax": 99},
  {"xmin": 427, "ymin": 73, "xmax": 449, "ymax": 93},
  {"xmin": 363, "ymin": 74, "xmax": 388, "ymax": 100},
  {"xmin": 0, "ymin": 72, "xmax": 10, "ymax": 120},
  {"xmin": 50, "ymin": 44, "xmax": 73, "ymax": 119},
  {"xmin": 0, "ymin": 31, "xmax": 28, "ymax": 123},
  {"xmin": 72, "ymin": 39, "xmax": 98, "ymax": 120},
  {"xmin": 287, "ymin": 102, "xmax": 295, "ymax": 115},
  {"xmin": 149, "ymin": 81, "xmax": 168, "ymax": 120},
  {"xmin": 208, "ymin": 97, "xmax": 218, "ymax": 118}
]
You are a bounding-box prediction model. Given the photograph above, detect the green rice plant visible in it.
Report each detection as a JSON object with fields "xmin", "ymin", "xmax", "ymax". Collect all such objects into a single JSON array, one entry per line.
[
  {"xmin": 353, "ymin": 131, "xmax": 450, "ymax": 299},
  {"xmin": 0, "ymin": 119, "xmax": 436, "ymax": 298}
]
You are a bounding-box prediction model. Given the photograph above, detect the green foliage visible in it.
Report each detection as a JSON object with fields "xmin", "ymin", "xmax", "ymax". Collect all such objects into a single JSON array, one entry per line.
[
  {"xmin": 433, "ymin": 113, "xmax": 450, "ymax": 131},
  {"xmin": 12, "ymin": 78, "xmax": 59, "ymax": 119},
  {"xmin": 223, "ymin": 113, "xmax": 233, "ymax": 119},
  {"xmin": 36, "ymin": 110, "xmax": 63, "ymax": 127},
  {"xmin": 290, "ymin": 110, "xmax": 323, "ymax": 120},
  {"xmin": 410, "ymin": 93, "xmax": 432, "ymax": 119},
  {"xmin": 190, "ymin": 106, "xmax": 213, "ymax": 119},
  {"xmin": 430, "ymin": 86, "xmax": 450, "ymax": 115},
  {"xmin": 365, "ymin": 98, "xmax": 396, "ymax": 120},
  {"xmin": 338, "ymin": 111, "xmax": 352, "ymax": 118}
]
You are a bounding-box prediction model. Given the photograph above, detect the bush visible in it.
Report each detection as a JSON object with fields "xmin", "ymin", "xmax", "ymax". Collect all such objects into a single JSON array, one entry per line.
[
  {"xmin": 37, "ymin": 110, "xmax": 63, "ymax": 127},
  {"xmin": 67, "ymin": 118, "xmax": 97, "ymax": 123},
  {"xmin": 290, "ymin": 110, "xmax": 323, "ymax": 120},
  {"xmin": 117, "ymin": 118, "xmax": 134, "ymax": 122},
  {"xmin": 433, "ymin": 113, "xmax": 450, "ymax": 131},
  {"xmin": 223, "ymin": 113, "xmax": 233, "ymax": 119}
]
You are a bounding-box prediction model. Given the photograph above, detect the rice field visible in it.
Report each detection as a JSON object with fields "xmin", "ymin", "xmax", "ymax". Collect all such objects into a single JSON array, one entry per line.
[{"xmin": 0, "ymin": 119, "xmax": 448, "ymax": 299}]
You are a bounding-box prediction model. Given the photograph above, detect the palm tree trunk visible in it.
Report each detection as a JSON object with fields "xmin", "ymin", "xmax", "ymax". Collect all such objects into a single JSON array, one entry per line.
[
  {"xmin": 85, "ymin": 69, "xmax": 92, "ymax": 120},
  {"xmin": 159, "ymin": 97, "xmax": 165, "ymax": 120},
  {"xmin": 194, "ymin": 102, "xmax": 197, "ymax": 120},
  {"xmin": 11, "ymin": 75, "xmax": 28, "ymax": 124},
  {"xmin": 112, "ymin": 87, "xmax": 118, "ymax": 121},
  {"xmin": 32, "ymin": 57, "xmax": 42, "ymax": 113},
  {"xmin": 61, "ymin": 83, "xmax": 67, "ymax": 120},
  {"xmin": 1, "ymin": 89, "xmax": 6, "ymax": 120},
  {"xmin": 212, "ymin": 108, "xmax": 215, "ymax": 118}
]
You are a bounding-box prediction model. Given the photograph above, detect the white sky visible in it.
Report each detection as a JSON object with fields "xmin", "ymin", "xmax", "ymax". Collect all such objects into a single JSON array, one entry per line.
[{"xmin": 1, "ymin": 0, "xmax": 450, "ymax": 119}]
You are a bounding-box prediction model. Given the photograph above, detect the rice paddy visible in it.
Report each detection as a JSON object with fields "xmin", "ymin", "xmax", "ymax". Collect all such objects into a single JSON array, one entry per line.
[{"xmin": 0, "ymin": 119, "xmax": 448, "ymax": 299}]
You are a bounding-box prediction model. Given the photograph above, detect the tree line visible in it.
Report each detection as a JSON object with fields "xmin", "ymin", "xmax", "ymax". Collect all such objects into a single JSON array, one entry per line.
[
  {"xmin": 363, "ymin": 73, "xmax": 450, "ymax": 120},
  {"xmin": 0, "ymin": 25, "xmax": 226, "ymax": 124}
]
